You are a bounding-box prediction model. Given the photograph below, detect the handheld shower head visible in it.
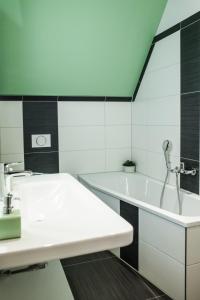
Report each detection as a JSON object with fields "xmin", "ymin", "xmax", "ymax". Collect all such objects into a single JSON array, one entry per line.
[{"xmin": 162, "ymin": 140, "xmax": 172, "ymax": 169}]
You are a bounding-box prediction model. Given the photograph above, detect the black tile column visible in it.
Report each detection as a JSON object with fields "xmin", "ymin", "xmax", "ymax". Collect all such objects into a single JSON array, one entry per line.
[
  {"xmin": 181, "ymin": 19, "xmax": 200, "ymax": 194},
  {"xmin": 120, "ymin": 202, "xmax": 138, "ymax": 270},
  {"xmin": 23, "ymin": 97, "xmax": 59, "ymax": 173}
]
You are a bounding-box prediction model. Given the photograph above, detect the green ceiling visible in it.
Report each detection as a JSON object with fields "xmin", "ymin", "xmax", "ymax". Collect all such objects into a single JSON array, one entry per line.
[{"xmin": 0, "ymin": 0, "xmax": 167, "ymax": 96}]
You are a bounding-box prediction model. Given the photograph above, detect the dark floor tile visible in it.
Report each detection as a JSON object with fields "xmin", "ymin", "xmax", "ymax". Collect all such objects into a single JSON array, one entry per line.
[
  {"xmin": 63, "ymin": 255, "xmax": 168, "ymax": 300},
  {"xmin": 24, "ymin": 152, "xmax": 59, "ymax": 173},
  {"xmin": 61, "ymin": 251, "xmax": 114, "ymax": 267}
]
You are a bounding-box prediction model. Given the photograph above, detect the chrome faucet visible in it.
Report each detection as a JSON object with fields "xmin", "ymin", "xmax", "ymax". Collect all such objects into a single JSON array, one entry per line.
[
  {"xmin": 0, "ymin": 162, "xmax": 32, "ymax": 214},
  {"xmin": 160, "ymin": 140, "xmax": 197, "ymax": 215}
]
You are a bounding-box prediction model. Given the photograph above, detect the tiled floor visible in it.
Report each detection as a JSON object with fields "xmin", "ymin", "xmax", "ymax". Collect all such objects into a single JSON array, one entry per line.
[{"xmin": 61, "ymin": 251, "xmax": 171, "ymax": 300}]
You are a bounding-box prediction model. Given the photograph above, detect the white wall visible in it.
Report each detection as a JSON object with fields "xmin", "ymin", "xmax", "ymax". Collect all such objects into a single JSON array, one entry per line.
[
  {"xmin": 157, "ymin": 0, "xmax": 200, "ymax": 33},
  {"xmin": 132, "ymin": 31, "xmax": 180, "ymax": 185},
  {"xmin": 58, "ymin": 101, "xmax": 132, "ymax": 174},
  {"xmin": 0, "ymin": 100, "xmax": 132, "ymax": 174}
]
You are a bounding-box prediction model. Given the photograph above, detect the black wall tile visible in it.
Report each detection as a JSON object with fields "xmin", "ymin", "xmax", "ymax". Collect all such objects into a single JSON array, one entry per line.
[
  {"xmin": 23, "ymin": 101, "xmax": 58, "ymax": 154},
  {"xmin": 181, "ymin": 20, "xmax": 200, "ymax": 93},
  {"xmin": 24, "ymin": 152, "xmax": 59, "ymax": 173},
  {"xmin": 0, "ymin": 95, "xmax": 22, "ymax": 100},
  {"xmin": 59, "ymin": 96, "xmax": 105, "ymax": 101},
  {"xmin": 23, "ymin": 95, "xmax": 57, "ymax": 101},
  {"xmin": 133, "ymin": 44, "xmax": 155, "ymax": 101},
  {"xmin": 181, "ymin": 93, "xmax": 200, "ymax": 161},
  {"xmin": 120, "ymin": 202, "xmax": 138, "ymax": 270},
  {"xmin": 153, "ymin": 23, "xmax": 180, "ymax": 43},
  {"xmin": 23, "ymin": 101, "xmax": 58, "ymax": 127},
  {"xmin": 181, "ymin": 11, "xmax": 200, "ymax": 29},
  {"xmin": 180, "ymin": 158, "xmax": 199, "ymax": 194},
  {"xmin": 106, "ymin": 97, "xmax": 132, "ymax": 102}
]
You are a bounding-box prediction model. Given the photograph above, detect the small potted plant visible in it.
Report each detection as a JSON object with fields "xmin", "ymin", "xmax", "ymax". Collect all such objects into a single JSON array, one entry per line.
[{"xmin": 122, "ymin": 160, "xmax": 136, "ymax": 173}]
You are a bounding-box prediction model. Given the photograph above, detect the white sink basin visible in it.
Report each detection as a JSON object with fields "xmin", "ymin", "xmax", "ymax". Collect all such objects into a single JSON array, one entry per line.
[{"xmin": 0, "ymin": 173, "xmax": 133, "ymax": 269}]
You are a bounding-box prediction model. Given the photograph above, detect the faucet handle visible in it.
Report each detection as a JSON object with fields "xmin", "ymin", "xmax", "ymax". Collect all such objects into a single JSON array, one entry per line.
[
  {"xmin": 4, "ymin": 162, "xmax": 23, "ymax": 173},
  {"xmin": 180, "ymin": 162, "xmax": 197, "ymax": 176}
]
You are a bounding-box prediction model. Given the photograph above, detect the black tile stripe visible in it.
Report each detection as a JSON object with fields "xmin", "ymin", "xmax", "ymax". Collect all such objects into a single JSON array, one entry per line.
[
  {"xmin": 106, "ymin": 96, "xmax": 132, "ymax": 102},
  {"xmin": 0, "ymin": 95, "xmax": 132, "ymax": 102},
  {"xmin": 0, "ymin": 95, "xmax": 22, "ymax": 100},
  {"xmin": 120, "ymin": 202, "xmax": 138, "ymax": 270},
  {"xmin": 23, "ymin": 95, "xmax": 57, "ymax": 101},
  {"xmin": 153, "ymin": 23, "xmax": 180, "ymax": 44},
  {"xmin": 132, "ymin": 44, "xmax": 155, "ymax": 101},
  {"xmin": 59, "ymin": 96, "xmax": 105, "ymax": 101},
  {"xmin": 181, "ymin": 11, "xmax": 200, "ymax": 29}
]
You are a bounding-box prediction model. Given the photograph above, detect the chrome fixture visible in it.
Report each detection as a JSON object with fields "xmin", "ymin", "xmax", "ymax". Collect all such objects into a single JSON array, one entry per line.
[
  {"xmin": 0, "ymin": 162, "xmax": 32, "ymax": 215},
  {"xmin": 160, "ymin": 140, "xmax": 197, "ymax": 215}
]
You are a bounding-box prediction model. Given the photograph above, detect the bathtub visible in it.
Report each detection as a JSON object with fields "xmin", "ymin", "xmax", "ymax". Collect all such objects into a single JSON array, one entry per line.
[{"xmin": 79, "ymin": 172, "xmax": 200, "ymax": 300}]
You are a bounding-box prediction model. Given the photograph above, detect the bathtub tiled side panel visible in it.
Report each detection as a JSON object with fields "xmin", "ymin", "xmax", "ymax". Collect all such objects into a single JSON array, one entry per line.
[
  {"xmin": 139, "ymin": 210, "xmax": 185, "ymax": 263},
  {"xmin": 139, "ymin": 209, "xmax": 185, "ymax": 300},
  {"xmin": 186, "ymin": 263, "xmax": 200, "ymax": 300},
  {"xmin": 139, "ymin": 240, "xmax": 185, "ymax": 300},
  {"xmin": 187, "ymin": 226, "xmax": 200, "ymax": 265}
]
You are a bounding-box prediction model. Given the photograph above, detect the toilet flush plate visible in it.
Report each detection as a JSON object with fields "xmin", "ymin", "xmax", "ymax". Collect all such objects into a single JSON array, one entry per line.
[{"xmin": 32, "ymin": 134, "xmax": 51, "ymax": 148}]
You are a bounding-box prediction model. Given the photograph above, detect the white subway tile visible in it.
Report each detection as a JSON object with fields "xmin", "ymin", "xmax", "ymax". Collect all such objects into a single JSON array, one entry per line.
[
  {"xmin": 105, "ymin": 125, "xmax": 131, "ymax": 149},
  {"xmin": 132, "ymin": 101, "xmax": 146, "ymax": 125},
  {"xmin": 132, "ymin": 125, "xmax": 147, "ymax": 150},
  {"xmin": 105, "ymin": 102, "xmax": 131, "ymax": 125},
  {"xmin": 59, "ymin": 126, "xmax": 105, "ymax": 151},
  {"xmin": 106, "ymin": 148, "xmax": 131, "ymax": 171},
  {"xmin": 131, "ymin": 148, "xmax": 147, "ymax": 174},
  {"xmin": 137, "ymin": 63, "xmax": 180, "ymax": 100},
  {"xmin": 59, "ymin": 150, "xmax": 106, "ymax": 174},
  {"xmin": 0, "ymin": 101, "xmax": 23, "ymax": 127},
  {"xmin": 58, "ymin": 102, "xmax": 104, "ymax": 126},
  {"xmin": 146, "ymin": 125, "xmax": 180, "ymax": 156},
  {"xmin": 147, "ymin": 31, "xmax": 180, "ymax": 73},
  {"xmin": 146, "ymin": 95, "xmax": 180, "ymax": 126},
  {"xmin": 0, "ymin": 128, "xmax": 24, "ymax": 154}
]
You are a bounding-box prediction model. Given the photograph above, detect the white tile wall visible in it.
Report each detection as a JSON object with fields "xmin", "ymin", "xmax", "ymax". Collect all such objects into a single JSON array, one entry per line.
[
  {"xmin": 0, "ymin": 101, "xmax": 24, "ymax": 170},
  {"xmin": 58, "ymin": 101, "xmax": 132, "ymax": 175},
  {"xmin": 132, "ymin": 31, "xmax": 181, "ymax": 184}
]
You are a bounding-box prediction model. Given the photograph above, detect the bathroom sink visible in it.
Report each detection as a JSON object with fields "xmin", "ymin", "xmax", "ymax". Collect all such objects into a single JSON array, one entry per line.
[{"xmin": 0, "ymin": 173, "xmax": 133, "ymax": 269}]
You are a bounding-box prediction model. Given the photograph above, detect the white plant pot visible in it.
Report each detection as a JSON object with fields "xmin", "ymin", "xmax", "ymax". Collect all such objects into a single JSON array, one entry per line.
[{"xmin": 123, "ymin": 166, "xmax": 136, "ymax": 173}]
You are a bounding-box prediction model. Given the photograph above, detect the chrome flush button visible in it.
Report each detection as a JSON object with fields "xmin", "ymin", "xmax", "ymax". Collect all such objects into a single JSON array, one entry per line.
[{"xmin": 31, "ymin": 134, "xmax": 51, "ymax": 148}]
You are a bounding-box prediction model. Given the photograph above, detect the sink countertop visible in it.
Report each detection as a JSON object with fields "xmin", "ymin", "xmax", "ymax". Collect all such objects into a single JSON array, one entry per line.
[{"xmin": 0, "ymin": 173, "xmax": 133, "ymax": 269}]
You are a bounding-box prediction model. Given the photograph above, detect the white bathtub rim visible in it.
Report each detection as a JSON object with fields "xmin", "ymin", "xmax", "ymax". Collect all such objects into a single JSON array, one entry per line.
[{"xmin": 79, "ymin": 174, "xmax": 200, "ymax": 228}]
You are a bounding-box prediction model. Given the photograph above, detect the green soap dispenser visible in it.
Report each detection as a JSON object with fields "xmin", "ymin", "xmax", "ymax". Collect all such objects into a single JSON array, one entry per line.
[{"xmin": 0, "ymin": 193, "xmax": 21, "ymax": 240}]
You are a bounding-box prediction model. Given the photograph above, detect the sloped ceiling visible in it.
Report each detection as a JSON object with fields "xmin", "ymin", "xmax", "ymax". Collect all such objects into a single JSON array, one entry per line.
[{"xmin": 0, "ymin": 0, "xmax": 167, "ymax": 96}]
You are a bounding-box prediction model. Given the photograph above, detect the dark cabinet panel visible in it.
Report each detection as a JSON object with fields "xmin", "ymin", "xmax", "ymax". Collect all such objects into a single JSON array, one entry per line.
[{"xmin": 120, "ymin": 201, "xmax": 138, "ymax": 270}]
